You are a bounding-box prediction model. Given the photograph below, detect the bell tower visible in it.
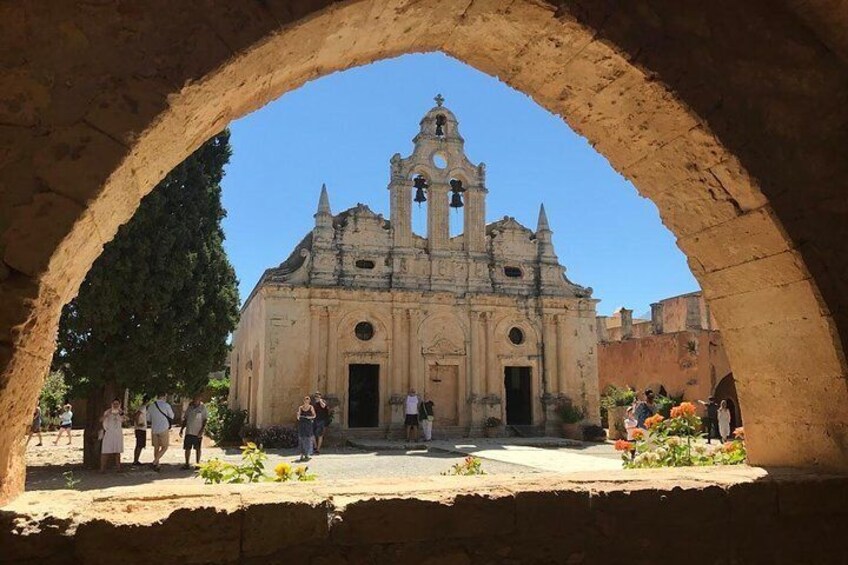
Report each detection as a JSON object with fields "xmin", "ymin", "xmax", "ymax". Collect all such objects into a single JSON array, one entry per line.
[{"xmin": 387, "ymin": 95, "xmax": 489, "ymax": 291}]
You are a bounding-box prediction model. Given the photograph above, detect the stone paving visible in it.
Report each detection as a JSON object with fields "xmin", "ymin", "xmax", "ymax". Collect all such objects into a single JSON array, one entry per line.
[{"xmin": 24, "ymin": 430, "xmax": 628, "ymax": 492}]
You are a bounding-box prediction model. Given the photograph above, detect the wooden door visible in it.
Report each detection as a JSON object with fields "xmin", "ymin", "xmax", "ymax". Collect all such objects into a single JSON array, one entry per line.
[{"xmin": 428, "ymin": 364, "xmax": 459, "ymax": 426}]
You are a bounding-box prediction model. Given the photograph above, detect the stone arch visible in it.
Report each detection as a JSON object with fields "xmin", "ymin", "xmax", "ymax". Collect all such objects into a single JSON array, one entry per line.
[
  {"xmin": 714, "ymin": 372, "xmax": 742, "ymax": 431},
  {"xmin": 1, "ymin": 1, "xmax": 848, "ymax": 501}
]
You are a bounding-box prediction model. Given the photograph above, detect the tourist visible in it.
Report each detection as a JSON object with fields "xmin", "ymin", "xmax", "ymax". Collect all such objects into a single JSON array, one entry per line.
[
  {"xmin": 717, "ymin": 399, "xmax": 732, "ymax": 443},
  {"xmin": 624, "ymin": 406, "xmax": 639, "ymax": 440},
  {"xmin": 132, "ymin": 395, "xmax": 149, "ymax": 465},
  {"xmin": 296, "ymin": 396, "xmax": 316, "ymax": 462},
  {"xmin": 100, "ymin": 398, "xmax": 125, "ymax": 472},
  {"xmin": 419, "ymin": 393, "xmax": 435, "ymax": 442},
  {"xmin": 54, "ymin": 403, "xmax": 73, "ymax": 445},
  {"xmin": 698, "ymin": 396, "xmax": 720, "ymax": 444},
  {"xmin": 404, "ymin": 388, "xmax": 420, "ymax": 442},
  {"xmin": 27, "ymin": 405, "xmax": 43, "ymax": 447},
  {"xmin": 147, "ymin": 393, "xmax": 174, "ymax": 472},
  {"xmin": 179, "ymin": 395, "xmax": 208, "ymax": 470},
  {"xmin": 634, "ymin": 390, "xmax": 657, "ymax": 429},
  {"xmin": 312, "ymin": 391, "xmax": 330, "ymax": 455}
]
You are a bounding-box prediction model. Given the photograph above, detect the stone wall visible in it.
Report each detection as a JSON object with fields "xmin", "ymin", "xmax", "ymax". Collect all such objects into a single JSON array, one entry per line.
[
  {"xmin": 2, "ymin": 470, "xmax": 848, "ymax": 564},
  {"xmin": 599, "ymin": 330, "xmax": 732, "ymax": 408},
  {"xmin": 230, "ymin": 286, "xmax": 600, "ymax": 431}
]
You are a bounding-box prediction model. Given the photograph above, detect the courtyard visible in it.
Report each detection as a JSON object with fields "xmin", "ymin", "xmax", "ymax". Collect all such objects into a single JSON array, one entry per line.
[{"xmin": 24, "ymin": 429, "xmax": 624, "ymax": 493}]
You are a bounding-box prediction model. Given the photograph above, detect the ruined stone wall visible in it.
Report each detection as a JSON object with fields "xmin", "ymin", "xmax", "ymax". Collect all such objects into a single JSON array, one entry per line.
[
  {"xmin": 599, "ymin": 330, "xmax": 732, "ymax": 408},
  {"xmin": 3, "ymin": 471, "xmax": 848, "ymax": 565}
]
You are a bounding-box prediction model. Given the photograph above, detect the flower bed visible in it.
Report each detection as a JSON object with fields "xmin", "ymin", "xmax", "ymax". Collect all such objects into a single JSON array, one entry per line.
[{"xmin": 614, "ymin": 402, "xmax": 746, "ymax": 468}]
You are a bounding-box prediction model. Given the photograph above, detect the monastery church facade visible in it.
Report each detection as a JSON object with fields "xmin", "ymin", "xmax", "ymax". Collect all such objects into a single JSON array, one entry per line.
[{"xmin": 230, "ymin": 98, "xmax": 600, "ymax": 436}]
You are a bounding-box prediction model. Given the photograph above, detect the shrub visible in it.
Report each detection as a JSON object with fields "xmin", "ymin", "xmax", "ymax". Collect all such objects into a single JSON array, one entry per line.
[
  {"xmin": 39, "ymin": 371, "xmax": 68, "ymax": 419},
  {"xmin": 556, "ymin": 400, "xmax": 584, "ymax": 424},
  {"xmin": 207, "ymin": 377, "xmax": 230, "ymax": 400},
  {"xmin": 442, "ymin": 456, "xmax": 486, "ymax": 476},
  {"xmin": 197, "ymin": 443, "xmax": 317, "ymax": 484},
  {"xmin": 273, "ymin": 462, "xmax": 316, "ymax": 482},
  {"xmin": 253, "ymin": 425, "xmax": 299, "ymax": 449},
  {"xmin": 600, "ymin": 385, "xmax": 636, "ymax": 409},
  {"xmin": 206, "ymin": 398, "xmax": 247, "ymax": 445},
  {"xmin": 614, "ymin": 402, "xmax": 747, "ymax": 468},
  {"xmin": 654, "ymin": 393, "xmax": 684, "ymax": 418}
]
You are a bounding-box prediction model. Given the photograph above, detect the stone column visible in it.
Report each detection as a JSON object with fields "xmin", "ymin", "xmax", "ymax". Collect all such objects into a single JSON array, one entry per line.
[
  {"xmin": 595, "ymin": 315, "xmax": 609, "ymax": 343},
  {"xmin": 464, "ymin": 188, "xmax": 486, "ymax": 253},
  {"xmin": 309, "ymin": 305, "xmax": 324, "ymax": 393},
  {"xmin": 390, "ymin": 307, "xmax": 407, "ymax": 431},
  {"xmin": 468, "ymin": 310, "xmax": 485, "ymax": 432},
  {"xmin": 427, "ymin": 183, "xmax": 450, "ymax": 251},
  {"xmin": 407, "ymin": 309, "xmax": 421, "ymax": 392},
  {"xmin": 483, "ymin": 311, "xmax": 500, "ymax": 420},
  {"xmin": 620, "ymin": 308, "xmax": 633, "ymax": 339},
  {"xmin": 389, "ymin": 176, "xmax": 412, "ymax": 248},
  {"xmin": 650, "ymin": 302, "xmax": 664, "ymax": 335},
  {"xmin": 326, "ymin": 307, "xmax": 340, "ymax": 426},
  {"xmin": 542, "ymin": 313, "xmax": 559, "ymax": 435},
  {"xmin": 556, "ymin": 314, "xmax": 568, "ymax": 397}
]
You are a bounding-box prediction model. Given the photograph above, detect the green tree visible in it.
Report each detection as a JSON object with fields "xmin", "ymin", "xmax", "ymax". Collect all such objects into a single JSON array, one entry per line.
[{"xmin": 52, "ymin": 131, "xmax": 240, "ymax": 466}]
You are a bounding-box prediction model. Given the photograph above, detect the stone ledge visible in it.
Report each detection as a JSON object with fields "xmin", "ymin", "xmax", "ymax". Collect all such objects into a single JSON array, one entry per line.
[{"xmin": 2, "ymin": 468, "xmax": 848, "ymax": 563}]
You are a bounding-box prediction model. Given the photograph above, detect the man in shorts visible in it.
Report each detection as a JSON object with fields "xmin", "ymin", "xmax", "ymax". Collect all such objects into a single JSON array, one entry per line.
[
  {"xmin": 147, "ymin": 393, "xmax": 174, "ymax": 472},
  {"xmin": 179, "ymin": 395, "xmax": 208, "ymax": 470},
  {"xmin": 405, "ymin": 388, "xmax": 420, "ymax": 442},
  {"xmin": 132, "ymin": 395, "xmax": 150, "ymax": 465}
]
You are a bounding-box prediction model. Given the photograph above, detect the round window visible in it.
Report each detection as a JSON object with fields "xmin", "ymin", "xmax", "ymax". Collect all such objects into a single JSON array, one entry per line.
[
  {"xmin": 355, "ymin": 321, "xmax": 375, "ymax": 341},
  {"xmin": 432, "ymin": 153, "xmax": 448, "ymax": 169},
  {"xmin": 508, "ymin": 327, "xmax": 525, "ymax": 345}
]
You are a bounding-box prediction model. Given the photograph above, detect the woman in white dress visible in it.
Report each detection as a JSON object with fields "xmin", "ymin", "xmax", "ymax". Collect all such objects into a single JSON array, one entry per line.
[
  {"xmin": 100, "ymin": 398, "xmax": 125, "ymax": 472},
  {"xmin": 717, "ymin": 399, "xmax": 732, "ymax": 443}
]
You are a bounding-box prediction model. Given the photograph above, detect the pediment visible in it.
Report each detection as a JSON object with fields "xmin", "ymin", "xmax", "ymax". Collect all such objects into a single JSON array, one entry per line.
[{"xmin": 423, "ymin": 336, "xmax": 465, "ymax": 356}]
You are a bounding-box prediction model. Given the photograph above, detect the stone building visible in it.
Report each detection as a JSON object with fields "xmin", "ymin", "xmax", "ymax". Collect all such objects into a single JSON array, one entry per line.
[
  {"xmin": 229, "ymin": 98, "xmax": 600, "ymax": 437},
  {"xmin": 597, "ymin": 292, "xmax": 740, "ymax": 427}
]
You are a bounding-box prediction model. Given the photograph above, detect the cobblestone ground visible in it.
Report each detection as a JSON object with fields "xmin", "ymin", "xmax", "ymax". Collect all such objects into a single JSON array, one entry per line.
[{"xmin": 24, "ymin": 429, "xmax": 546, "ymax": 492}]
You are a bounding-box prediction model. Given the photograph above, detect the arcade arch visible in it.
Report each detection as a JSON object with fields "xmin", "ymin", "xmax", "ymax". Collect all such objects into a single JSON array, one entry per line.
[{"xmin": 1, "ymin": 1, "xmax": 848, "ymax": 503}]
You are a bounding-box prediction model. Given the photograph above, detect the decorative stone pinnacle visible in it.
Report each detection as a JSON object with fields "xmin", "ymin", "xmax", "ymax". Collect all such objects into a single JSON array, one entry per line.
[{"xmin": 434, "ymin": 93, "xmax": 444, "ymax": 107}]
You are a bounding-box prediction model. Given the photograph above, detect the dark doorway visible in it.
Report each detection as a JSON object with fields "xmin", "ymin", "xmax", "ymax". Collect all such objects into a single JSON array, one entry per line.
[
  {"xmin": 714, "ymin": 372, "xmax": 742, "ymax": 430},
  {"xmin": 348, "ymin": 364, "xmax": 380, "ymax": 428},
  {"xmin": 504, "ymin": 366, "xmax": 532, "ymax": 425}
]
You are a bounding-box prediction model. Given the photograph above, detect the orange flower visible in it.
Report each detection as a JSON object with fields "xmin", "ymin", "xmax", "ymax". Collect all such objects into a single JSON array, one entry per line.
[
  {"xmin": 678, "ymin": 402, "xmax": 696, "ymax": 416},
  {"xmin": 733, "ymin": 427, "xmax": 745, "ymax": 439},
  {"xmin": 614, "ymin": 440, "xmax": 634, "ymax": 451},
  {"xmin": 722, "ymin": 442, "xmax": 737, "ymax": 453},
  {"xmin": 670, "ymin": 402, "xmax": 696, "ymax": 419},
  {"xmin": 631, "ymin": 429, "xmax": 644, "ymax": 440},
  {"xmin": 644, "ymin": 414, "xmax": 664, "ymax": 429}
]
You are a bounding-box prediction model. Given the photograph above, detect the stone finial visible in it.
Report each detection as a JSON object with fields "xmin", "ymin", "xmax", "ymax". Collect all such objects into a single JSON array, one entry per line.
[
  {"xmin": 434, "ymin": 93, "xmax": 445, "ymax": 107},
  {"xmin": 537, "ymin": 203, "xmax": 551, "ymax": 233},
  {"xmin": 316, "ymin": 183, "xmax": 331, "ymax": 216}
]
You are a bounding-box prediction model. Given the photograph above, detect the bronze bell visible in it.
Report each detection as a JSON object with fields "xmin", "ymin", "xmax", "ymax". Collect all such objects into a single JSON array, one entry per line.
[
  {"xmin": 413, "ymin": 175, "xmax": 428, "ymax": 204},
  {"xmin": 450, "ymin": 191, "xmax": 464, "ymax": 208},
  {"xmin": 435, "ymin": 114, "xmax": 446, "ymax": 136},
  {"xmin": 414, "ymin": 186, "xmax": 427, "ymax": 204},
  {"xmin": 450, "ymin": 179, "xmax": 465, "ymax": 193}
]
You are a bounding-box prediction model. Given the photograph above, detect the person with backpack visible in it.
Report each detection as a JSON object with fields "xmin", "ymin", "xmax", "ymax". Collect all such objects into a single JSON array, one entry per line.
[{"xmin": 147, "ymin": 393, "xmax": 174, "ymax": 472}]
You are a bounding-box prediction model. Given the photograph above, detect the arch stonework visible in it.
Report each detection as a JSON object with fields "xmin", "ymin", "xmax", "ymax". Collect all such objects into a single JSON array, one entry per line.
[{"xmin": 1, "ymin": 1, "xmax": 848, "ymax": 502}]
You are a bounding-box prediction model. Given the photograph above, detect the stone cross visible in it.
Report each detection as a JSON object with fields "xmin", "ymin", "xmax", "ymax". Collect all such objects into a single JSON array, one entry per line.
[{"xmin": 434, "ymin": 93, "xmax": 444, "ymax": 106}]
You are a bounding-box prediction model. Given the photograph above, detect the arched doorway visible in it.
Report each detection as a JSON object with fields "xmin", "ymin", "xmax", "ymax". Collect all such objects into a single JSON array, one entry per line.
[
  {"xmin": 714, "ymin": 373, "xmax": 742, "ymax": 433},
  {"xmin": 2, "ymin": 2, "xmax": 848, "ymax": 503}
]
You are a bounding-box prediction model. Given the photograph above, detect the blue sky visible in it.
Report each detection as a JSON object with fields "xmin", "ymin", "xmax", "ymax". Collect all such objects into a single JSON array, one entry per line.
[{"xmin": 221, "ymin": 53, "xmax": 697, "ymax": 317}]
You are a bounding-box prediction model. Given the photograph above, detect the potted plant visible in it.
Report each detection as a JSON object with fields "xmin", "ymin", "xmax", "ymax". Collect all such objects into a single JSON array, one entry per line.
[
  {"xmin": 557, "ymin": 400, "xmax": 584, "ymax": 440},
  {"xmin": 483, "ymin": 417, "xmax": 502, "ymax": 438},
  {"xmin": 600, "ymin": 385, "xmax": 636, "ymax": 440}
]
